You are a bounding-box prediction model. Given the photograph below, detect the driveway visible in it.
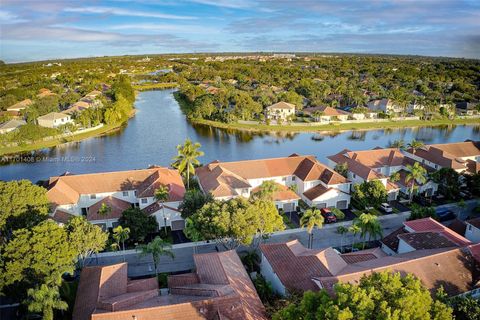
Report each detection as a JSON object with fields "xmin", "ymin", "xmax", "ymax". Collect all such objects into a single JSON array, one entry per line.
[
  {"xmin": 389, "ymin": 201, "xmax": 410, "ymax": 213},
  {"xmin": 172, "ymin": 230, "xmax": 190, "ymax": 244},
  {"xmin": 341, "ymin": 208, "xmax": 356, "ymax": 221}
]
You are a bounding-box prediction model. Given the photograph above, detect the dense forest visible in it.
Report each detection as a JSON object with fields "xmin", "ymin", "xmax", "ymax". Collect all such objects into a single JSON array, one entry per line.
[{"xmin": 1, "ymin": 54, "xmax": 479, "ymax": 144}]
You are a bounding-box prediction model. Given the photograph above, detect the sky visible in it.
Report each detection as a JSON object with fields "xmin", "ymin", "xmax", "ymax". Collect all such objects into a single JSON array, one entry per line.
[{"xmin": 0, "ymin": 0, "xmax": 479, "ymax": 63}]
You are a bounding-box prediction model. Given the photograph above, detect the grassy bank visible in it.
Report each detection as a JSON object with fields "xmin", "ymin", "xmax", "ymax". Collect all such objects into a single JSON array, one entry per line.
[
  {"xmin": 0, "ymin": 123, "xmax": 125, "ymax": 156},
  {"xmin": 133, "ymin": 82, "xmax": 177, "ymax": 91},
  {"xmin": 190, "ymin": 117, "xmax": 480, "ymax": 133}
]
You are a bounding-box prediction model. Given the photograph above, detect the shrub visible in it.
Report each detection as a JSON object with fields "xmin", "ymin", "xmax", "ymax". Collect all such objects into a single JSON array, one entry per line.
[{"xmin": 331, "ymin": 207, "xmax": 345, "ymax": 220}]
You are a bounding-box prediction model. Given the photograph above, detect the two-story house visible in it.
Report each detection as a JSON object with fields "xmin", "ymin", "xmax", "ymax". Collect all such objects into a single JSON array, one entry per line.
[
  {"xmin": 47, "ymin": 167, "xmax": 186, "ymax": 230},
  {"xmin": 328, "ymin": 147, "xmax": 438, "ymax": 200},
  {"xmin": 196, "ymin": 154, "xmax": 351, "ymax": 211},
  {"xmin": 403, "ymin": 140, "xmax": 480, "ymax": 174},
  {"xmin": 265, "ymin": 101, "xmax": 296, "ymax": 122}
]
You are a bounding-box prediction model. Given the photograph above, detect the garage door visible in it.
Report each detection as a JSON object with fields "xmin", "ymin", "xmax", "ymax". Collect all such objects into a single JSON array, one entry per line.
[
  {"xmin": 336, "ymin": 200, "xmax": 348, "ymax": 209},
  {"xmin": 388, "ymin": 192, "xmax": 397, "ymax": 201},
  {"xmin": 424, "ymin": 188, "xmax": 433, "ymax": 197},
  {"xmin": 283, "ymin": 202, "xmax": 295, "ymax": 212},
  {"xmin": 171, "ymin": 220, "xmax": 185, "ymax": 231},
  {"xmin": 316, "ymin": 203, "xmax": 327, "ymax": 209}
]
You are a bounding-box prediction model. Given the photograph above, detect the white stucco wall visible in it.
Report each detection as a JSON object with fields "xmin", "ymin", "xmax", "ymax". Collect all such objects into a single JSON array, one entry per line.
[
  {"xmin": 260, "ymin": 253, "xmax": 287, "ymax": 296},
  {"xmin": 397, "ymin": 239, "xmax": 416, "ymax": 254},
  {"xmin": 465, "ymin": 224, "xmax": 480, "ymax": 243}
]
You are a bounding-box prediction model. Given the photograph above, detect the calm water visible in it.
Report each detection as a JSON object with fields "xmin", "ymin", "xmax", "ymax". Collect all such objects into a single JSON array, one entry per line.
[{"xmin": 1, "ymin": 89, "xmax": 479, "ymax": 182}]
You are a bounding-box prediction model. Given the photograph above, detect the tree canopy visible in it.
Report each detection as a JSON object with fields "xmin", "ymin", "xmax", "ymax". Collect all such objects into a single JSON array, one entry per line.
[
  {"xmin": 352, "ymin": 180, "xmax": 387, "ymax": 209},
  {"xmin": 273, "ymin": 271, "xmax": 452, "ymax": 320},
  {"xmin": 118, "ymin": 207, "xmax": 158, "ymax": 244}
]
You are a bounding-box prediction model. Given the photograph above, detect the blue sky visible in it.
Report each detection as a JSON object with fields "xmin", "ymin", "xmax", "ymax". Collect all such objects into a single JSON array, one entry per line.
[{"xmin": 1, "ymin": 0, "xmax": 479, "ymax": 62}]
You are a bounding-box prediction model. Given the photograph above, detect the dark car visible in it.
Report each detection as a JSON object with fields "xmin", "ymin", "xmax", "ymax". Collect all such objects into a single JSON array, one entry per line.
[
  {"xmin": 321, "ymin": 208, "xmax": 337, "ymax": 223},
  {"xmin": 435, "ymin": 209, "xmax": 456, "ymax": 222}
]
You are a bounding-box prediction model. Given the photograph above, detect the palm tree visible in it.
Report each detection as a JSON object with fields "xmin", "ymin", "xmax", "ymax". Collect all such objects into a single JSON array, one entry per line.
[
  {"xmin": 336, "ymin": 226, "xmax": 348, "ymax": 253},
  {"xmin": 405, "ymin": 162, "xmax": 427, "ymax": 203},
  {"xmin": 348, "ymin": 224, "xmax": 361, "ymax": 251},
  {"xmin": 113, "ymin": 226, "xmax": 130, "ymax": 262},
  {"xmin": 300, "ymin": 208, "xmax": 324, "ymax": 249},
  {"xmin": 137, "ymin": 236, "xmax": 174, "ymax": 279},
  {"xmin": 27, "ymin": 284, "xmax": 68, "ymax": 320},
  {"xmin": 408, "ymin": 139, "xmax": 425, "ymax": 154},
  {"xmin": 389, "ymin": 139, "xmax": 405, "ymax": 150},
  {"xmin": 155, "ymin": 186, "xmax": 170, "ymax": 235},
  {"xmin": 172, "ymin": 139, "xmax": 204, "ymax": 189},
  {"xmin": 98, "ymin": 203, "xmax": 112, "ymax": 230},
  {"xmin": 354, "ymin": 213, "xmax": 383, "ymax": 249}
]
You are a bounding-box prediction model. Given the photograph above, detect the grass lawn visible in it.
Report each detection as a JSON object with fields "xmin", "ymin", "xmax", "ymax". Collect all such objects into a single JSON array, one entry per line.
[{"xmin": 191, "ymin": 117, "xmax": 480, "ymax": 133}]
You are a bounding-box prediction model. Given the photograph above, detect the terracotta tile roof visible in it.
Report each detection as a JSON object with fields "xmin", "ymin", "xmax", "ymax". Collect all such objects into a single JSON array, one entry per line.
[
  {"xmin": 47, "ymin": 167, "xmax": 185, "ymax": 206},
  {"xmin": 197, "ymin": 155, "xmax": 347, "ymax": 198},
  {"xmin": 74, "ymin": 252, "xmax": 267, "ymax": 320},
  {"xmin": 327, "ymin": 149, "xmax": 386, "ymax": 181},
  {"xmin": 6, "ymin": 98, "xmax": 32, "ymax": 111},
  {"xmin": 303, "ymin": 184, "xmax": 343, "ymax": 201},
  {"xmin": 87, "ymin": 196, "xmax": 132, "ymax": 221},
  {"xmin": 429, "ymin": 141, "xmax": 480, "ymax": 158},
  {"xmin": 468, "ymin": 243, "xmax": 480, "ymax": 263},
  {"xmin": 404, "ymin": 218, "xmax": 472, "ymax": 247},
  {"xmin": 398, "ymin": 232, "xmax": 457, "ymax": 250},
  {"xmin": 448, "ymin": 219, "xmax": 467, "ymax": 236},
  {"xmin": 141, "ymin": 202, "xmax": 180, "ymax": 216},
  {"xmin": 251, "ymin": 183, "xmax": 300, "ymax": 201},
  {"xmin": 260, "ymin": 240, "xmax": 348, "ymax": 292},
  {"xmin": 381, "ymin": 227, "xmax": 408, "ymax": 252},
  {"xmin": 51, "ymin": 209, "xmax": 75, "ymax": 224},
  {"xmin": 466, "ymin": 159, "xmax": 480, "ymax": 174},
  {"xmin": 467, "ymin": 217, "xmax": 480, "ymax": 229},
  {"xmin": 340, "ymin": 248, "xmax": 386, "ymax": 264},
  {"xmin": 266, "ymin": 101, "xmax": 295, "ymax": 110},
  {"xmin": 303, "ymin": 106, "xmax": 351, "ymax": 116}
]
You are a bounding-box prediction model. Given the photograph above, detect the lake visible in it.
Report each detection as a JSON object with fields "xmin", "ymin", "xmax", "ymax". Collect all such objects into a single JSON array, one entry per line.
[{"xmin": 1, "ymin": 89, "xmax": 479, "ymax": 182}]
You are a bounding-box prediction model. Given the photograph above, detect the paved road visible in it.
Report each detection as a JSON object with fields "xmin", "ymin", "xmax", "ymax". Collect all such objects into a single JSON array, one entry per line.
[
  {"xmin": 87, "ymin": 211, "xmax": 411, "ymax": 277},
  {"xmin": 86, "ymin": 199, "xmax": 479, "ymax": 277}
]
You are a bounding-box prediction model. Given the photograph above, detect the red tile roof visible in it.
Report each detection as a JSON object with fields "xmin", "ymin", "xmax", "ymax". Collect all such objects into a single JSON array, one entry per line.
[
  {"xmin": 47, "ymin": 167, "xmax": 185, "ymax": 206},
  {"xmin": 87, "ymin": 196, "xmax": 132, "ymax": 221},
  {"xmin": 251, "ymin": 183, "xmax": 300, "ymax": 201},
  {"xmin": 303, "ymin": 106, "xmax": 351, "ymax": 117},
  {"xmin": 398, "ymin": 232, "xmax": 457, "ymax": 250},
  {"xmin": 51, "ymin": 209, "xmax": 75, "ymax": 224},
  {"xmin": 381, "ymin": 227, "xmax": 407, "ymax": 252},
  {"xmin": 467, "ymin": 217, "xmax": 480, "ymax": 229},
  {"xmin": 403, "ymin": 218, "xmax": 471, "ymax": 247}
]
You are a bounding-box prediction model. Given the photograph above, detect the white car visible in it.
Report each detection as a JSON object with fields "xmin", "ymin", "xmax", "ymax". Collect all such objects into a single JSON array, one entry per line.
[{"xmin": 380, "ymin": 203, "xmax": 393, "ymax": 213}]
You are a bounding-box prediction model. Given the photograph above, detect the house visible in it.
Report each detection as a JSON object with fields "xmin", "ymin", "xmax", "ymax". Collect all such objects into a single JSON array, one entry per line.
[
  {"xmin": 0, "ymin": 119, "xmax": 26, "ymax": 134},
  {"xmin": 367, "ymin": 98, "xmax": 402, "ymax": 114},
  {"xmin": 265, "ymin": 101, "xmax": 296, "ymax": 122},
  {"xmin": 37, "ymin": 88, "xmax": 57, "ymax": 98},
  {"xmin": 456, "ymin": 102, "xmax": 478, "ymax": 116},
  {"xmin": 465, "ymin": 218, "xmax": 480, "ymax": 243},
  {"xmin": 37, "ymin": 112, "xmax": 73, "ymax": 128},
  {"xmin": 47, "ymin": 167, "xmax": 186, "ymax": 230},
  {"xmin": 404, "ymin": 140, "xmax": 480, "ymax": 174},
  {"xmin": 302, "ymin": 106, "xmax": 350, "ymax": 122},
  {"xmin": 328, "ymin": 147, "xmax": 438, "ymax": 201},
  {"xmin": 196, "ymin": 155, "xmax": 351, "ymax": 210},
  {"xmin": 381, "ymin": 217, "xmax": 471, "ymax": 255},
  {"xmin": 260, "ymin": 239, "xmax": 479, "ymax": 298},
  {"xmin": 62, "ymin": 101, "xmax": 92, "ymax": 115},
  {"xmin": 73, "ymin": 251, "xmax": 267, "ymax": 320},
  {"xmin": 6, "ymin": 99, "xmax": 32, "ymax": 112}
]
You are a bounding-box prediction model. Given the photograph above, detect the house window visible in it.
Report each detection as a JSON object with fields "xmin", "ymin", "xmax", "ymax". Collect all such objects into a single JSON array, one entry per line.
[
  {"xmin": 90, "ymin": 194, "xmax": 96, "ymax": 199},
  {"xmin": 81, "ymin": 208, "xmax": 87, "ymax": 216},
  {"xmin": 468, "ymin": 225, "xmax": 472, "ymax": 231},
  {"xmin": 292, "ymin": 176, "xmax": 296, "ymax": 181},
  {"xmin": 122, "ymin": 191, "xmax": 128, "ymax": 197},
  {"xmin": 243, "ymin": 188, "xmax": 249, "ymax": 194},
  {"xmin": 353, "ymin": 174, "xmax": 356, "ymax": 178},
  {"xmin": 134, "ymin": 190, "xmax": 137, "ymax": 196},
  {"xmin": 141, "ymin": 198, "xmax": 148, "ymax": 204}
]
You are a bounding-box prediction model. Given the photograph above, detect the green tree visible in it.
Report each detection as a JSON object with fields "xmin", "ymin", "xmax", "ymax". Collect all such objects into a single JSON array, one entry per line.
[
  {"xmin": 279, "ymin": 90, "xmax": 304, "ymax": 110},
  {"xmin": 26, "ymin": 284, "xmax": 68, "ymax": 320},
  {"xmin": 0, "ymin": 220, "xmax": 77, "ymax": 291},
  {"xmin": 450, "ymin": 295, "xmax": 480, "ymax": 320},
  {"xmin": 389, "ymin": 139, "xmax": 405, "ymax": 149},
  {"xmin": 465, "ymin": 172, "xmax": 480, "ymax": 196},
  {"xmin": 251, "ymin": 180, "xmax": 279, "ymax": 200},
  {"xmin": 273, "ymin": 271, "xmax": 452, "ymax": 320},
  {"xmin": 405, "ymin": 162, "xmax": 427, "ymax": 202},
  {"xmin": 66, "ymin": 216, "xmax": 108, "ymax": 268},
  {"xmin": 408, "ymin": 204, "xmax": 436, "ymax": 221},
  {"xmin": 155, "ymin": 185, "xmax": 170, "ymax": 234},
  {"xmin": 118, "ymin": 207, "xmax": 158, "ymax": 244},
  {"xmin": 408, "ymin": 139, "xmax": 425, "ymax": 153},
  {"xmin": 352, "ymin": 180, "xmax": 387, "ymax": 209},
  {"xmin": 353, "ymin": 213, "xmax": 383, "ymax": 249},
  {"xmin": 334, "ymin": 163, "xmax": 349, "ymax": 178},
  {"xmin": 97, "ymin": 203, "xmax": 112, "ymax": 229},
  {"xmin": 430, "ymin": 168, "xmax": 461, "ymax": 200},
  {"xmin": 336, "ymin": 225, "xmax": 349, "ymax": 253},
  {"xmin": 249, "ymin": 198, "xmax": 285, "ymax": 247},
  {"xmin": 0, "ymin": 180, "xmax": 50, "ymax": 238},
  {"xmin": 137, "ymin": 236, "xmax": 174, "ymax": 279},
  {"xmin": 348, "ymin": 224, "xmax": 361, "ymax": 251},
  {"xmin": 172, "ymin": 139, "xmax": 204, "ymax": 189},
  {"xmin": 300, "ymin": 208, "xmax": 324, "ymax": 249},
  {"xmin": 178, "ymin": 189, "xmax": 213, "ymax": 219},
  {"xmin": 113, "ymin": 225, "xmax": 130, "ymax": 262}
]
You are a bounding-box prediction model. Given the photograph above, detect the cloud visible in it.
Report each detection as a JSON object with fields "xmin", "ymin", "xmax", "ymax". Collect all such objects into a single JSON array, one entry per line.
[
  {"xmin": 188, "ymin": 0, "xmax": 255, "ymax": 9},
  {"xmin": 64, "ymin": 6, "xmax": 196, "ymax": 20},
  {"xmin": 0, "ymin": 10, "xmax": 27, "ymax": 24},
  {"xmin": 107, "ymin": 23, "xmax": 219, "ymax": 34}
]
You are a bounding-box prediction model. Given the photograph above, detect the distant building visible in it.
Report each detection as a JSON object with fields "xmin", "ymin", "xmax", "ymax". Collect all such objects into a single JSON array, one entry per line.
[
  {"xmin": 456, "ymin": 102, "xmax": 478, "ymax": 116},
  {"xmin": 265, "ymin": 101, "xmax": 296, "ymax": 122},
  {"xmin": 6, "ymin": 99, "xmax": 32, "ymax": 112},
  {"xmin": 367, "ymin": 98, "xmax": 402, "ymax": 114},
  {"xmin": 73, "ymin": 251, "xmax": 267, "ymax": 320},
  {"xmin": 0, "ymin": 119, "xmax": 26, "ymax": 134},
  {"xmin": 303, "ymin": 106, "xmax": 350, "ymax": 122},
  {"xmin": 37, "ymin": 112, "xmax": 73, "ymax": 128},
  {"xmin": 37, "ymin": 88, "xmax": 57, "ymax": 98}
]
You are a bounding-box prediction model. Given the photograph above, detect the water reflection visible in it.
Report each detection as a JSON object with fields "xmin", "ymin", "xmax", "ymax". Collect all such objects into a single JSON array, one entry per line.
[{"xmin": 1, "ymin": 89, "xmax": 479, "ymax": 182}]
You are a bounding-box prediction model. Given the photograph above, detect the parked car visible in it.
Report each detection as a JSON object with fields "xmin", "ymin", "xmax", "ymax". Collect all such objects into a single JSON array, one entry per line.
[
  {"xmin": 380, "ymin": 203, "xmax": 393, "ymax": 213},
  {"xmin": 321, "ymin": 208, "xmax": 337, "ymax": 223},
  {"xmin": 435, "ymin": 209, "xmax": 456, "ymax": 222}
]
